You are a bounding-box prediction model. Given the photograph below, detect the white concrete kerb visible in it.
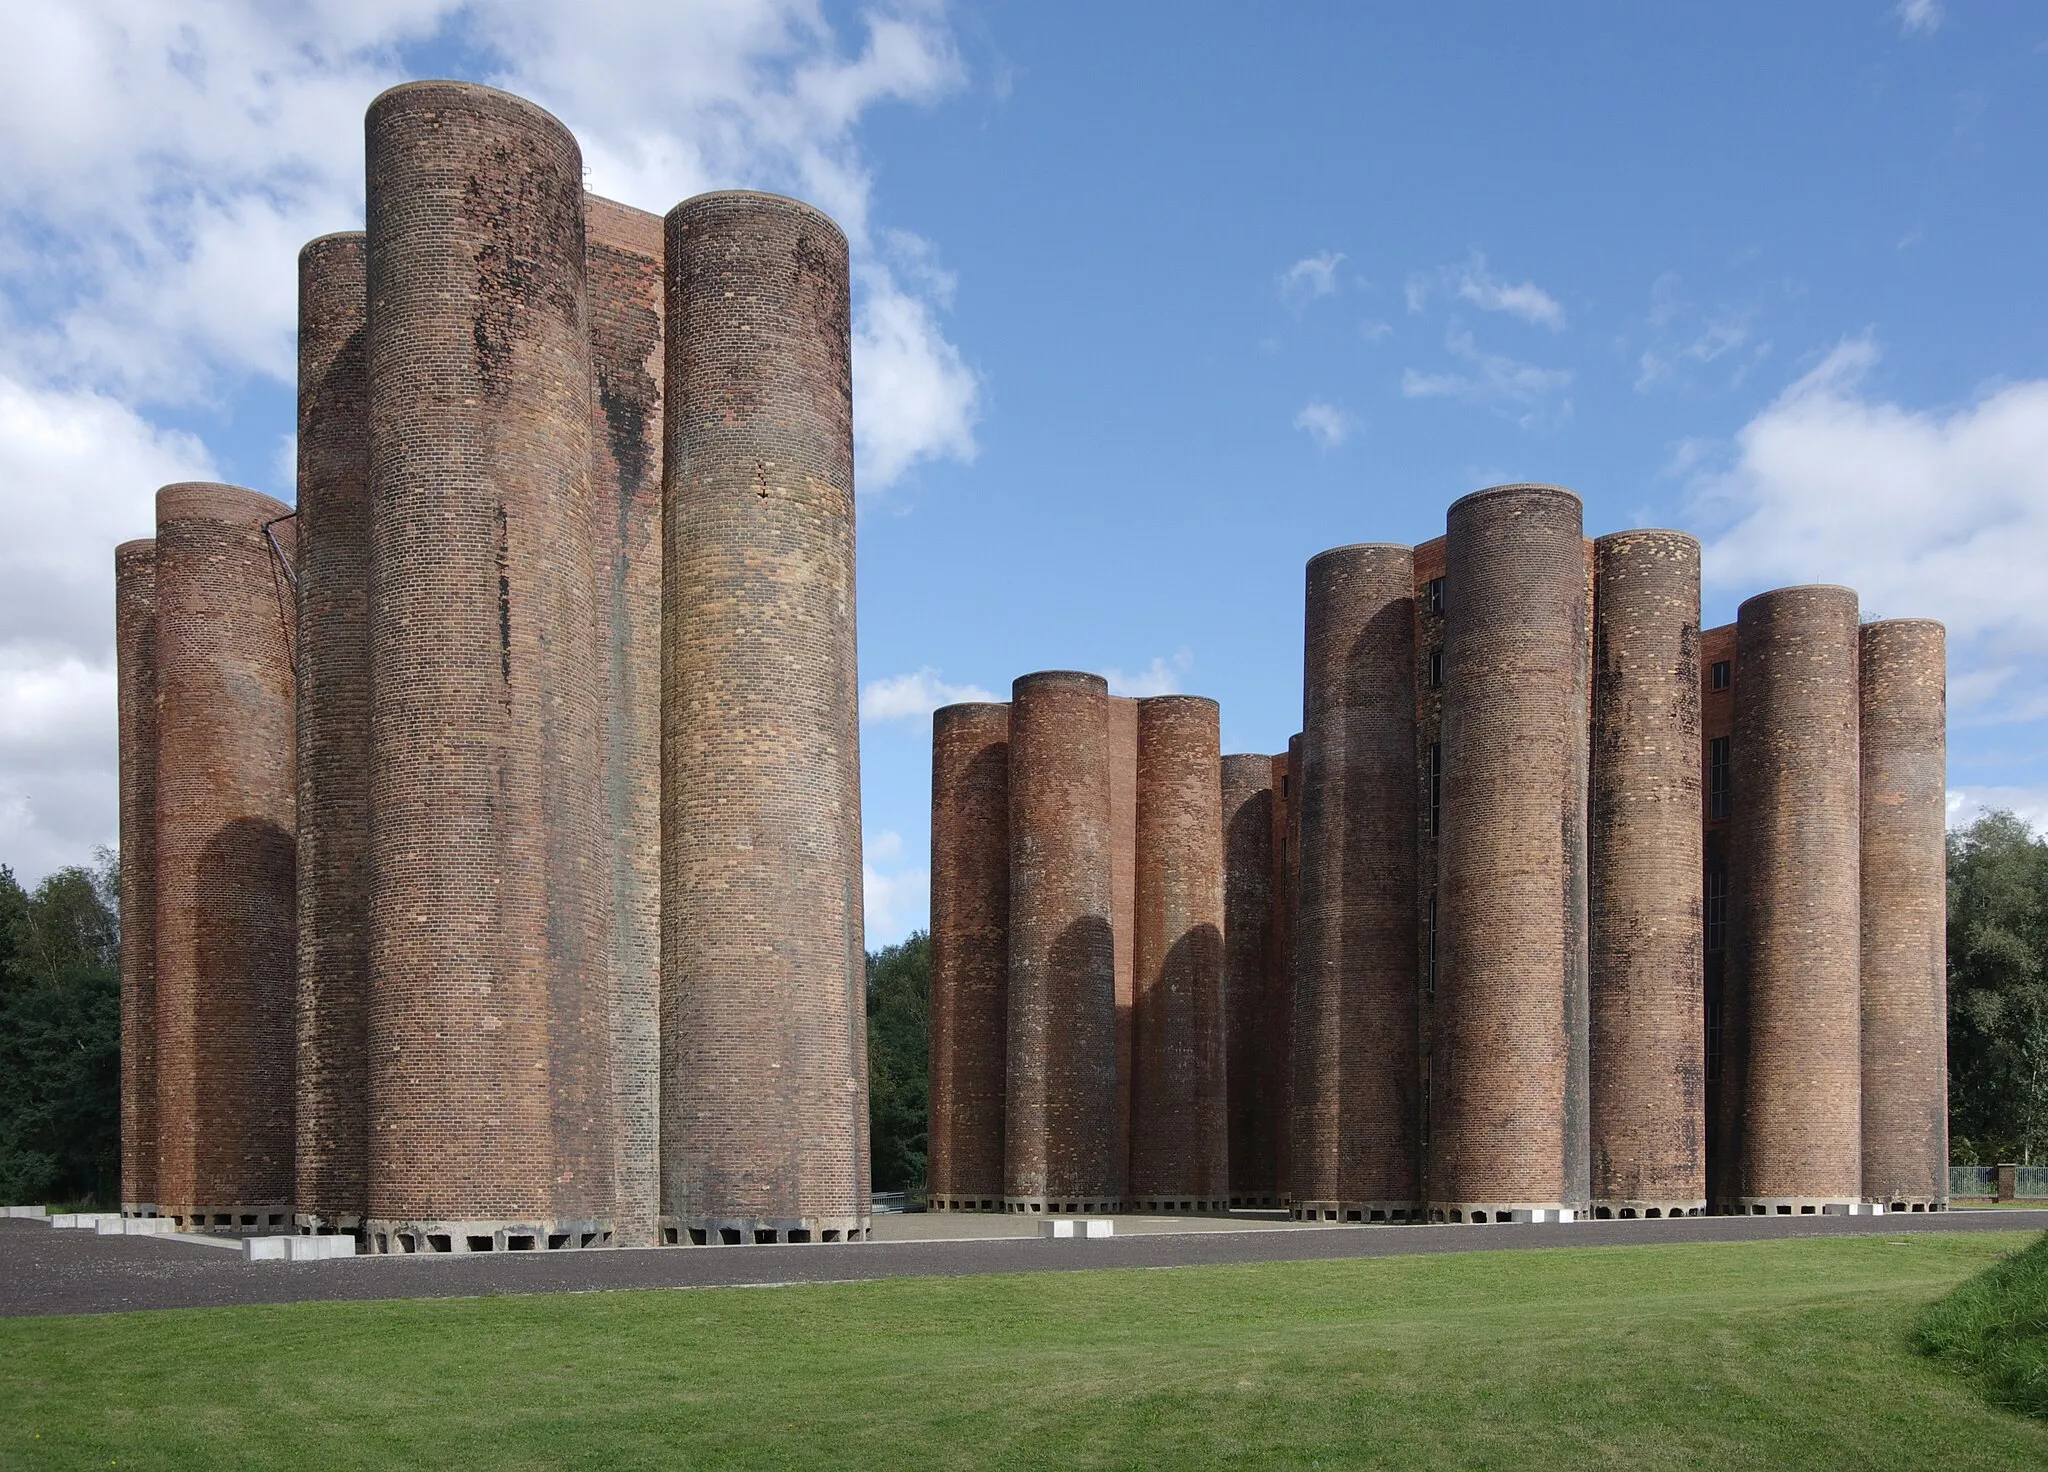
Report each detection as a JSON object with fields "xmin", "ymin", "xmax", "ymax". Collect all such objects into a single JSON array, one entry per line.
[{"xmin": 1039, "ymin": 1219, "xmax": 1115, "ymax": 1239}]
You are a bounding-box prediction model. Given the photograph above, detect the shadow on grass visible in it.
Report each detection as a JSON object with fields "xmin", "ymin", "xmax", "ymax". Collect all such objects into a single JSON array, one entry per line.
[{"xmin": 1917, "ymin": 1229, "xmax": 2048, "ymax": 1419}]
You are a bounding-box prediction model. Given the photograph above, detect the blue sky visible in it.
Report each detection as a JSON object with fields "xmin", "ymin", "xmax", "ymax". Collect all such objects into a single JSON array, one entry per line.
[{"xmin": 2, "ymin": 2, "xmax": 2044, "ymax": 944}]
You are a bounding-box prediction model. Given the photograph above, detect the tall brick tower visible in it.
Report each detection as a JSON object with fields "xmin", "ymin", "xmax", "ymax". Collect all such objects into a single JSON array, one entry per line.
[
  {"xmin": 928, "ymin": 701, "xmax": 1011, "ymax": 1212},
  {"xmin": 1431, "ymin": 485, "xmax": 1590, "ymax": 1223},
  {"xmin": 1589, "ymin": 531, "xmax": 1705, "ymax": 1218},
  {"xmin": 586, "ymin": 193, "xmax": 665, "ymax": 1247},
  {"xmin": 115, "ymin": 539, "xmax": 159, "ymax": 1218},
  {"xmin": 364, "ymin": 81, "xmax": 616, "ymax": 1253},
  {"xmin": 1277, "ymin": 735, "xmax": 1302, "ymax": 1203},
  {"xmin": 152, "ymin": 482, "xmax": 298, "ymax": 1230},
  {"xmin": 1220, "ymin": 753, "xmax": 1278, "ymax": 1206},
  {"xmin": 292, "ymin": 231, "xmax": 371, "ymax": 1235},
  {"xmin": 1727, "ymin": 585, "xmax": 1863, "ymax": 1214},
  {"xmin": 1859, "ymin": 618, "xmax": 1948, "ymax": 1211},
  {"xmin": 1293, "ymin": 545, "xmax": 1420, "ymax": 1223},
  {"xmin": 1106, "ymin": 694, "xmax": 1139, "ymax": 1195},
  {"xmin": 661, "ymin": 190, "xmax": 868, "ymax": 1245},
  {"xmin": 1129, "ymin": 695, "xmax": 1229, "ymax": 1211},
  {"xmin": 1005, "ymin": 671, "xmax": 1121, "ymax": 1213},
  {"xmin": 1411, "ymin": 537, "xmax": 1447, "ymax": 1214}
]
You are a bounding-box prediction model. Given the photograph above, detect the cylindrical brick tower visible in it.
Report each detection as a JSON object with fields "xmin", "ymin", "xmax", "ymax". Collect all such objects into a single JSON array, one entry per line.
[
  {"xmin": 1411, "ymin": 536, "xmax": 1446, "ymax": 1222},
  {"xmin": 293, "ymin": 231, "xmax": 371, "ymax": 1235},
  {"xmin": 1859, "ymin": 618, "xmax": 1948, "ymax": 1211},
  {"xmin": 928, "ymin": 701, "xmax": 1010, "ymax": 1212},
  {"xmin": 661, "ymin": 190, "xmax": 867, "ymax": 1245},
  {"xmin": 1728, "ymin": 585, "xmax": 1863, "ymax": 1214},
  {"xmin": 1221, "ymin": 754, "xmax": 1277, "ymax": 1207},
  {"xmin": 1589, "ymin": 531, "xmax": 1705, "ymax": 1218},
  {"xmin": 1293, "ymin": 545, "xmax": 1420, "ymax": 1223},
  {"xmin": 152, "ymin": 482, "xmax": 298, "ymax": 1230},
  {"xmin": 364, "ymin": 82, "xmax": 615, "ymax": 1253},
  {"xmin": 1129, "ymin": 696, "xmax": 1228, "ymax": 1211},
  {"xmin": 115, "ymin": 539, "xmax": 159, "ymax": 1218},
  {"xmin": 586, "ymin": 193, "xmax": 665, "ymax": 1248},
  {"xmin": 1005, "ymin": 671, "xmax": 1120, "ymax": 1213},
  {"xmin": 1277, "ymin": 735, "xmax": 1303, "ymax": 1203},
  {"xmin": 1106, "ymin": 693, "xmax": 1139, "ymax": 1195},
  {"xmin": 1431, "ymin": 485, "xmax": 1589, "ymax": 1223}
]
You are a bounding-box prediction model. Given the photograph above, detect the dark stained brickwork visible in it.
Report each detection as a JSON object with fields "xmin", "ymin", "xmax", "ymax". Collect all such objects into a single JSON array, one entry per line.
[
  {"xmin": 1700, "ymin": 621, "xmax": 1739, "ymax": 1206},
  {"xmin": 1129, "ymin": 696, "xmax": 1228, "ymax": 1210},
  {"xmin": 115, "ymin": 539, "xmax": 159, "ymax": 1215},
  {"xmin": 1589, "ymin": 531, "xmax": 1705, "ymax": 1216},
  {"xmin": 1221, "ymin": 754, "xmax": 1278, "ymax": 1205},
  {"xmin": 586, "ymin": 193, "xmax": 665, "ymax": 1247},
  {"xmin": 1106, "ymin": 694, "xmax": 1138, "ymax": 1197},
  {"xmin": 1294, "ymin": 545, "xmax": 1419, "ymax": 1221},
  {"xmin": 661, "ymin": 190, "xmax": 868, "ymax": 1244},
  {"xmin": 1005, "ymin": 671, "xmax": 1121, "ymax": 1212},
  {"xmin": 928, "ymin": 702, "xmax": 1011, "ymax": 1211},
  {"xmin": 1278, "ymin": 736, "xmax": 1302, "ymax": 1202},
  {"xmin": 1859, "ymin": 619, "xmax": 1948, "ymax": 1209},
  {"xmin": 1411, "ymin": 536, "xmax": 1446, "ymax": 1209},
  {"xmin": 292, "ymin": 232, "xmax": 371, "ymax": 1231},
  {"xmin": 1728, "ymin": 585, "xmax": 1863, "ymax": 1211},
  {"xmin": 152, "ymin": 483, "xmax": 298, "ymax": 1229},
  {"xmin": 1431, "ymin": 486, "xmax": 1589, "ymax": 1220},
  {"xmin": 364, "ymin": 81, "xmax": 616, "ymax": 1247}
]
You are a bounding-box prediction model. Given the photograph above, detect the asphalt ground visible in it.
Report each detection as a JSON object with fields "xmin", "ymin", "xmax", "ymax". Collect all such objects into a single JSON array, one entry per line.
[{"xmin": 6, "ymin": 1208, "xmax": 2045, "ymax": 1318}]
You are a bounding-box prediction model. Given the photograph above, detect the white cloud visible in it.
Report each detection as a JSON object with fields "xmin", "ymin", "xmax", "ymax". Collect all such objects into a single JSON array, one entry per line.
[
  {"xmin": 1949, "ymin": 787, "xmax": 2048, "ymax": 834},
  {"xmin": 863, "ymin": 829, "xmax": 929, "ymax": 944},
  {"xmin": 1895, "ymin": 1, "xmax": 1944, "ymax": 37},
  {"xmin": 1408, "ymin": 252, "xmax": 1566, "ymax": 330},
  {"xmin": 0, "ymin": 2, "xmax": 981, "ymax": 881},
  {"xmin": 1697, "ymin": 337, "xmax": 2048, "ymax": 722},
  {"xmin": 1279, "ymin": 251, "xmax": 1345, "ymax": 309},
  {"xmin": 1401, "ymin": 325, "xmax": 1572, "ymax": 424},
  {"xmin": 860, "ymin": 666, "xmax": 997, "ymax": 724},
  {"xmin": 1104, "ymin": 651, "xmax": 1192, "ymax": 698},
  {"xmin": 1293, "ymin": 401, "xmax": 1354, "ymax": 448}
]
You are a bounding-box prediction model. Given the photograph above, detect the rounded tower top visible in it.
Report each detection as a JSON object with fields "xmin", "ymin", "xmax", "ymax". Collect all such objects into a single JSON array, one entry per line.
[
  {"xmin": 367, "ymin": 79, "xmax": 576, "ymax": 138},
  {"xmin": 1012, "ymin": 670, "xmax": 1109, "ymax": 699},
  {"xmin": 1448, "ymin": 482, "xmax": 1582, "ymax": 518},
  {"xmin": 667, "ymin": 189, "xmax": 849, "ymax": 247},
  {"xmin": 155, "ymin": 482, "xmax": 293, "ymax": 527}
]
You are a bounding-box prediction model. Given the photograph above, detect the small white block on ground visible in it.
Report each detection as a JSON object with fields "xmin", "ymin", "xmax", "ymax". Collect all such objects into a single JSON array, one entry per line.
[
  {"xmin": 1083, "ymin": 1219, "xmax": 1114, "ymax": 1238},
  {"xmin": 124, "ymin": 1217, "xmax": 177, "ymax": 1235},
  {"xmin": 95, "ymin": 1217, "xmax": 125, "ymax": 1235},
  {"xmin": 1040, "ymin": 1219, "xmax": 1076, "ymax": 1238},
  {"xmin": 243, "ymin": 1236, "xmax": 291, "ymax": 1262},
  {"xmin": 3, "ymin": 1205, "xmax": 48, "ymax": 1218}
]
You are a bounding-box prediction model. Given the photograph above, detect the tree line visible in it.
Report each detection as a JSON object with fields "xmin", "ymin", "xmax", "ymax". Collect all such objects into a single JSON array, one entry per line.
[{"xmin": 7, "ymin": 811, "xmax": 2044, "ymax": 1208}]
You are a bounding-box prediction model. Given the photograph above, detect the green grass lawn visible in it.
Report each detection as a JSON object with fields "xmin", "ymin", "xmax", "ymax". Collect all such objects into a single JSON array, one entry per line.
[{"xmin": 4, "ymin": 1233, "xmax": 2046, "ymax": 1469}]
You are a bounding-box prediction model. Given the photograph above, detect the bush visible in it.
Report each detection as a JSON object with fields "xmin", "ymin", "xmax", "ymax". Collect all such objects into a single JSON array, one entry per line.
[
  {"xmin": 1916, "ymin": 1230, "xmax": 2048, "ymax": 1419},
  {"xmin": 866, "ymin": 933, "xmax": 929, "ymax": 1195}
]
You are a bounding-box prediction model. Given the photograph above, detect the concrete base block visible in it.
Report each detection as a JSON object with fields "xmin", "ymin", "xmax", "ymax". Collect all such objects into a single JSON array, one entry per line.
[
  {"xmin": 1589, "ymin": 1200, "xmax": 1707, "ymax": 1220},
  {"xmin": 368, "ymin": 1217, "xmax": 623, "ymax": 1255},
  {"xmin": 1039, "ymin": 1219, "xmax": 1115, "ymax": 1239},
  {"xmin": 242, "ymin": 1236, "xmax": 291, "ymax": 1261},
  {"xmin": 1290, "ymin": 1199, "xmax": 1423, "ymax": 1224},
  {"xmin": 1429, "ymin": 1204, "xmax": 1575, "ymax": 1224},
  {"xmin": 123, "ymin": 1217, "xmax": 179, "ymax": 1236},
  {"xmin": 3, "ymin": 1204, "xmax": 49, "ymax": 1219},
  {"xmin": 1730, "ymin": 1197, "xmax": 1880, "ymax": 1217},
  {"xmin": 929, "ymin": 1196, "xmax": 1004, "ymax": 1212},
  {"xmin": 54, "ymin": 1213, "xmax": 119, "ymax": 1230},
  {"xmin": 1001, "ymin": 1196, "xmax": 1126, "ymax": 1216},
  {"xmin": 655, "ymin": 1214, "xmax": 871, "ymax": 1247}
]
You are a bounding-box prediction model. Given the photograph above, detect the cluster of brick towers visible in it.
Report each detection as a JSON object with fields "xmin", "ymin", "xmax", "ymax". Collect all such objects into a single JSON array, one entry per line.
[
  {"xmin": 929, "ymin": 485, "xmax": 1949, "ymax": 1222},
  {"xmin": 114, "ymin": 82, "xmax": 869, "ymax": 1251}
]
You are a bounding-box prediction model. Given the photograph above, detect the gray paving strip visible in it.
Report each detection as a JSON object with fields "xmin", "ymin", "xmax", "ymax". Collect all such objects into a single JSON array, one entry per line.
[{"xmin": 5, "ymin": 1210, "xmax": 2044, "ymax": 1319}]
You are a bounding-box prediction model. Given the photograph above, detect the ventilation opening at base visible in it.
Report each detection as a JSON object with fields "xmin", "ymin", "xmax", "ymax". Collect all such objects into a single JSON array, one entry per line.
[
  {"xmin": 687, "ymin": 1228, "xmax": 706, "ymax": 1245},
  {"xmin": 823, "ymin": 1229, "xmax": 841, "ymax": 1242},
  {"xmin": 1646, "ymin": 1208, "xmax": 1662, "ymax": 1219},
  {"xmin": 506, "ymin": 1235, "xmax": 535, "ymax": 1251},
  {"xmin": 548, "ymin": 1234, "xmax": 570, "ymax": 1250},
  {"xmin": 467, "ymin": 1235, "xmax": 494, "ymax": 1252},
  {"xmin": 788, "ymin": 1228, "xmax": 812, "ymax": 1243},
  {"xmin": 427, "ymin": 1234, "xmax": 451, "ymax": 1253},
  {"xmin": 755, "ymin": 1229, "xmax": 778, "ymax": 1244},
  {"xmin": 719, "ymin": 1228, "xmax": 741, "ymax": 1245},
  {"xmin": 1619, "ymin": 1208, "xmax": 1636, "ymax": 1219},
  {"xmin": 580, "ymin": 1232, "xmax": 598, "ymax": 1248}
]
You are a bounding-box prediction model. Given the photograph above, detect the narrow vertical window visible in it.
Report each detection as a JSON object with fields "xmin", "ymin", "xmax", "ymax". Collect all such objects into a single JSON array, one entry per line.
[
  {"xmin": 1711, "ymin": 659, "xmax": 1731, "ymax": 691},
  {"xmin": 1429, "ymin": 741, "xmax": 1442, "ymax": 837},
  {"xmin": 1428, "ymin": 577, "xmax": 1444, "ymax": 614},
  {"xmin": 1426, "ymin": 890, "xmax": 1438, "ymax": 998},
  {"xmin": 1705, "ymin": 861, "xmax": 1728, "ymax": 955},
  {"xmin": 1705, "ymin": 999, "xmax": 1724, "ymax": 1083},
  {"xmin": 1428, "ymin": 648, "xmax": 1443, "ymax": 689},
  {"xmin": 1709, "ymin": 736, "xmax": 1731, "ymax": 820}
]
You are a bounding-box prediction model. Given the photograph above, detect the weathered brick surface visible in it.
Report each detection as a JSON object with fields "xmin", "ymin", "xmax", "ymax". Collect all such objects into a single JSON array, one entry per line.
[
  {"xmin": 1431, "ymin": 486, "xmax": 1589, "ymax": 1219},
  {"xmin": 1729, "ymin": 585, "xmax": 1862, "ymax": 1210},
  {"xmin": 928, "ymin": 701, "xmax": 1010, "ymax": 1210},
  {"xmin": 1129, "ymin": 696, "xmax": 1228, "ymax": 1210},
  {"xmin": 1278, "ymin": 736, "xmax": 1302, "ymax": 1201},
  {"xmin": 1221, "ymin": 754, "xmax": 1278, "ymax": 1205},
  {"xmin": 152, "ymin": 483, "xmax": 298, "ymax": 1228},
  {"xmin": 661, "ymin": 190, "xmax": 868, "ymax": 1242},
  {"xmin": 1700, "ymin": 621, "xmax": 1739, "ymax": 1206},
  {"xmin": 1589, "ymin": 531, "xmax": 1705, "ymax": 1215},
  {"xmin": 115, "ymin": 539, "xmax": 159, "ymax": 1215},
  {"xmin": 364, "ymin": 82, "xmax": 615, "ymax": 1244},
  {"xmin": 293, "ymin": 232, "xmax": 371, "ymax": 1230},
  {"xmin": 1411, "ymin": 536, "xmax": 1446, "ymax": 1206},
  {"xmin": 1005, "ymin": 671, "xmax": 1120, "ymax": 1211},
  {"xmin": 1106, "ymin": 695, "xmax": 1138, "ymax": 1196},
  {"xmin": 1294, "ymin": 545, "xmax": 1419, "ymax": 1220},
  {"xmin": 586, "ymin": 193, "xmax": 665, "ymax": 1247},
  {"xmin": 1859, "ymin": 619, "xmax": 1948, "ymax": 1208}
]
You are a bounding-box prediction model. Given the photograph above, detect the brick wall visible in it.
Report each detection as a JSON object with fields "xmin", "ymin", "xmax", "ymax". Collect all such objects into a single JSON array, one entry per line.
[
  {"xmin": 1221, "ymin": 753, "xmax": 1277, "ymax": 1204},
  {"xmin": 115, "ymin": 539, "xmax": 159, "ymax": 1214}
]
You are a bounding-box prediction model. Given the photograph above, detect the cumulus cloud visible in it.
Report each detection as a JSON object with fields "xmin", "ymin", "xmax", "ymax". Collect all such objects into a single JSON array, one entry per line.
[
  {"xmin": 860, "ymin": 666, "xmax": 998, "ymax": 724},
  {"xmin": 1279, "ymin": 251, "xmax": 1345, "ymax": 309},
  {"xmin": 1948, "ymin": 787, "xmax": 2048, "ymax": 834},
  {"xmin": 1104, "ymin": 651, "xmax": 1192, "ymax": 698},
  {"xmin": 0, "ymin": 0, "xmax": 981, "ymax": 880},
  {"xmin": 863, "ymin": 828, "xmax": 930, "ymax": 943},
  {"xmin": 1696, "ymin": 337, "xmax": 2048, "ymax": 723},
  {"xmin": 1895, "ymin": 0, "xmax": 1944, "ymax": 37},
  {"xmin": 1408, "ymin": 251, "xmax": 1566, "ymax": 330},
  {"xmin": 1293, "ymin": 401, "xmax": 1354, "ymax": 448},
  {"xmin": 1401, "ymin": 325, "xmax": 1572, "ymax": 424}
]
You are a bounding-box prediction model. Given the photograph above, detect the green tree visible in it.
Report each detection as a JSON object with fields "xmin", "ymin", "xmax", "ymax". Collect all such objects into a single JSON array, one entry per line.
[
  {"xmin": 866, "ymin": 932, "xmax": 929, "ymax": 1195},
  {"xmin": 1947, "ymin": 811, "xmax": 2048, "ymax": 1164},
  {"xmin": 0, "ymin": 852, "xmax": 123, "ymax": 1205}
]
